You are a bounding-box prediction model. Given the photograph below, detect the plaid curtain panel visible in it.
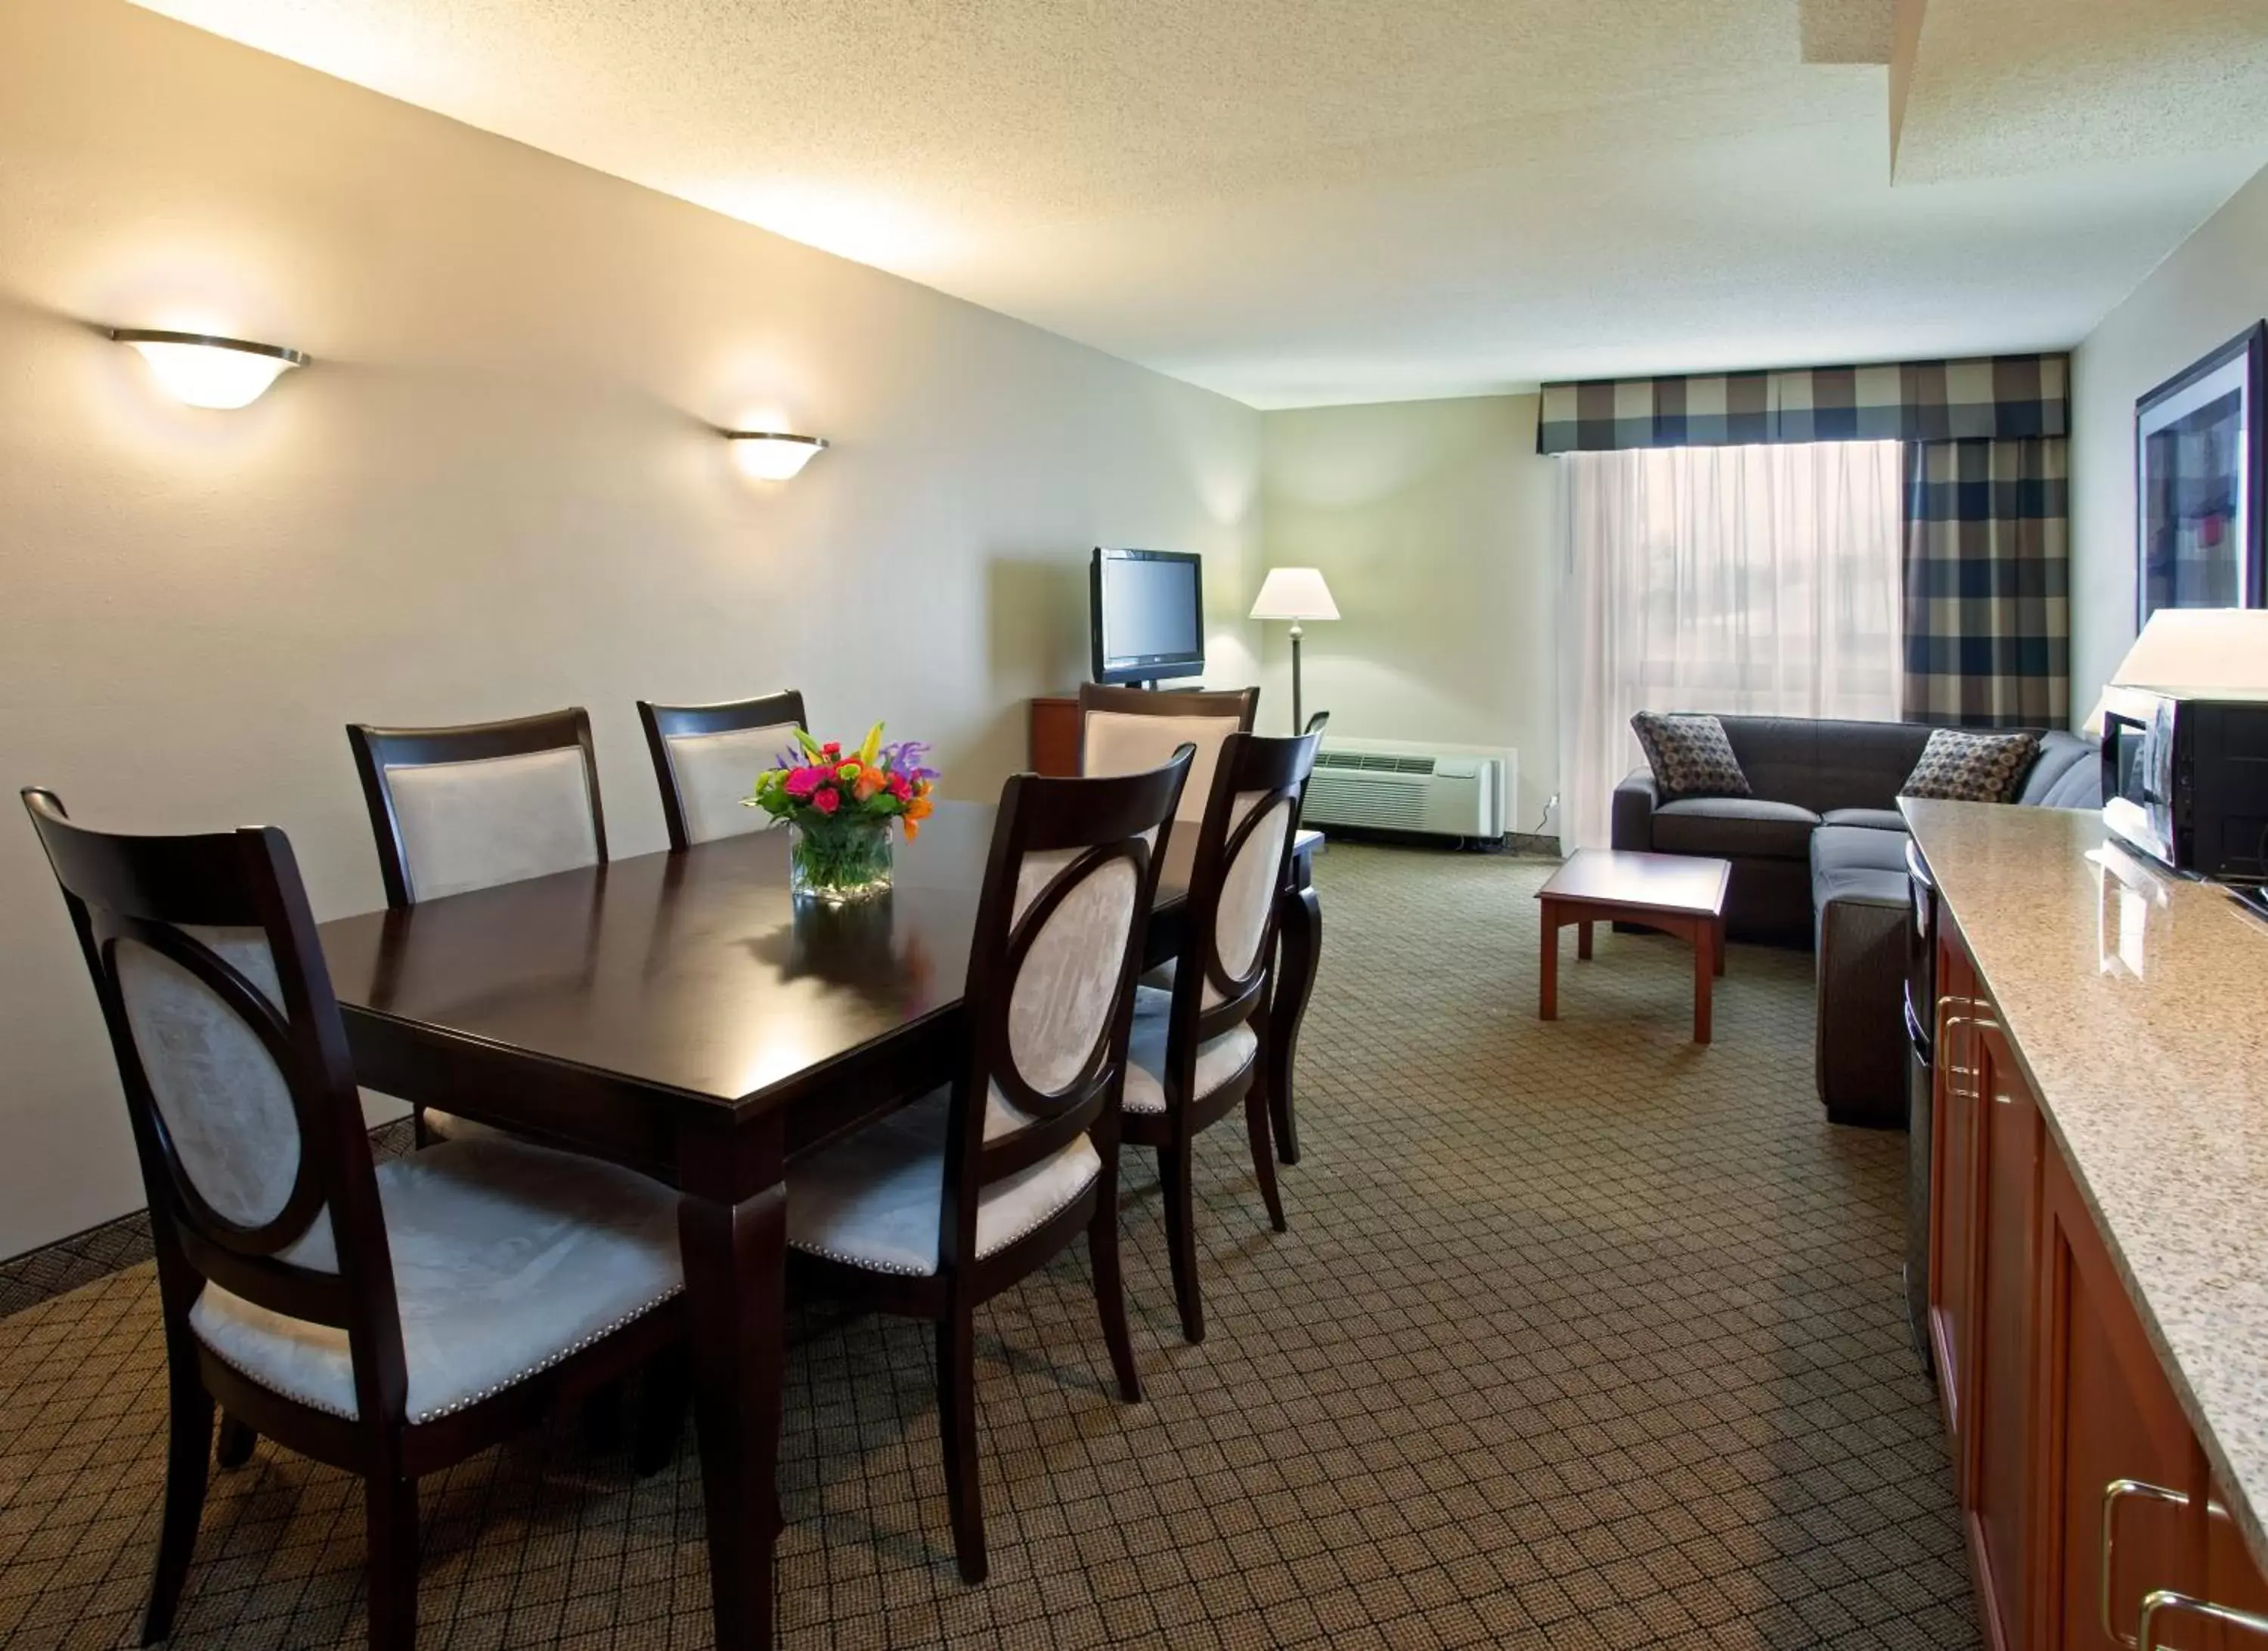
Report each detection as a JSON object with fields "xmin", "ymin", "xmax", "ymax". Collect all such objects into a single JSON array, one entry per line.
[
  {"xmin": 1901, "ymin": 438, "xmax": 2069, "ymax": 727},
  {"xmin": 1535, "ymin": 354, "xmax": 2067, "ymax": 454}
]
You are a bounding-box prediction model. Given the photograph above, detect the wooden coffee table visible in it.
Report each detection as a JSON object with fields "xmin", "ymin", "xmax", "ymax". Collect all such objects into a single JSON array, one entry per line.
[{"xmin": 1536, "ymin": 849, "xmax": 1730, "ymax": 1043}]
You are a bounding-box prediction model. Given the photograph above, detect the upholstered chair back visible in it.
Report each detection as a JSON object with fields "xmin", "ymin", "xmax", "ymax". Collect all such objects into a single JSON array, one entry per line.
[
  {"xmin": 347, "ymin": 710, "xmax": 607, "ymax": 907},
  {"xmin": 1077, "ymin": 683, "xmax": 1257, "ymax": 824},
  {"xmin": 1158, "ymin": 730, "xmax": 1322, "ymax": 1042},
  {"xmin": 637, "ymin": 690, "xmax": 807, "ymax": 850},
  {"xmin": 20, "ymin": 789, "xmax": 407, "ymax": 1417},
  {"xmin": 946, "ymin": 750, "xmax": 1195, "ymax": 1256}
]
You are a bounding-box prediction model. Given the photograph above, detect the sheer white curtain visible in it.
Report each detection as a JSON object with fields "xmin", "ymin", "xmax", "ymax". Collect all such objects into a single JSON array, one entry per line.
[{"xmin": 1558, "ymin": 440, "xmax": 1903, "ymax": 850}]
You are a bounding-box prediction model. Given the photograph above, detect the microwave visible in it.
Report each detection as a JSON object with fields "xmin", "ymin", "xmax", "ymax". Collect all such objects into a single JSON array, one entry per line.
[{"xmin": 2100, "ymin": 689, "xmax": 2268, "ymax": 881}]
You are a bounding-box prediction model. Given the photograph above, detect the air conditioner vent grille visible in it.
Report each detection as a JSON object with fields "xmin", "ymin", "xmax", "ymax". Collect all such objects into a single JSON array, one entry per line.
[
  {"xmin": 1306, "ymin": 772, "xmax": 1427, "ymax": 830},
  {"xmin": 1313, "ymin": 751, "xmax": 1436, "ymax": 776}
]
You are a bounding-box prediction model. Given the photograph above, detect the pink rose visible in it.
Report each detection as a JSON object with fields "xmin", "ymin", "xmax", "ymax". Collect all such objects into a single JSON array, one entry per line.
[
  {"xmin": 784, "ymin": 766, "xmax": 820, "ymax": 798},
  {"xmin": 810, "ymin": 787, "xmax": 841, "ymax": 814}
]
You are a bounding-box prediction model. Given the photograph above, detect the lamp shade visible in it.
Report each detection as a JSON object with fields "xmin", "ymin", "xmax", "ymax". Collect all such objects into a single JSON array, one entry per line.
[
  {"xmin": 1249, "ymin": 567, "xmax": 1340, "ymax": 621},
  {"xmin": 2082, "ymin": 608, "xmax": 2268, "ymax": 735},
  {"xmin": 724, "ymin": 430, "xmax": 829, "ymax": 480},
  {"xmin": 113, "ymin": 329, "xmax": 305, "ymax": 410}
]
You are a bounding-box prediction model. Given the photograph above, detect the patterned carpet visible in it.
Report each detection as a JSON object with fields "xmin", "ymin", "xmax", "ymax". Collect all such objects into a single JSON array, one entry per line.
[{"xmin": 0, "ymin": 844, "xmax": 1976, "ymax": 1649}]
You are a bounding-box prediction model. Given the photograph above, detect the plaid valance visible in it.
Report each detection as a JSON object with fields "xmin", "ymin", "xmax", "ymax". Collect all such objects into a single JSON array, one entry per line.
[{"xmin": 1536, "ymin": 355, "xmax": 2068, "ymax": 454}]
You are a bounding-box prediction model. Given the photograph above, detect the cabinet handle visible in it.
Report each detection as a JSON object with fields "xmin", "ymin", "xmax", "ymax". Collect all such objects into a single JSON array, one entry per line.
[
  {"xmin": 2141, "ymin": 1588, "xmax": 2268, "ymax": 1649},
  {"xmin": 1939, "ymin": 1006, "xmax": 2000, "ymax": 1095},
  {"xmin": 2102, "ymin": 1479, "xmax": 2192, "ymax": 1647}
]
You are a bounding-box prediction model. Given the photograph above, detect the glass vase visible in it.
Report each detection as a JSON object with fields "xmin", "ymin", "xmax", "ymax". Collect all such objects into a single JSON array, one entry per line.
[{"xmin": 788, "ymin": 814, "xmax": 894, "ymax": 904}]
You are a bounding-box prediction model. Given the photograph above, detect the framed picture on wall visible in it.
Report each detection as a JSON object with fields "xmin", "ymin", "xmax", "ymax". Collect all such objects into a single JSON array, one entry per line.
[{"xmin": 2136, "ymin": 320, "xmax": 2267, "ymax": 622}]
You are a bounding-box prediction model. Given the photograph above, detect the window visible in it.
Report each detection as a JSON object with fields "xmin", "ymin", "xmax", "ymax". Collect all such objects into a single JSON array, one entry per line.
[{"xmin": 1558, "ymin": 441, "xmax": 1903, "ymax": 848}]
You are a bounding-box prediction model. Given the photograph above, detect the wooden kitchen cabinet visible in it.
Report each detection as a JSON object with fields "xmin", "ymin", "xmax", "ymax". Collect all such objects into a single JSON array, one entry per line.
[
  {"xmin": 1926, "ymin": 919, "xmax": 2268, "ymax": 1651},
  {"xmin": 1970, "ymin": 1018, "xmax": 2043, "ymax": 1651},
  {"xmin": 2034, "ymin": 1128, "xmax": 2205, "ymax": 1650},
  {"xmin": 2198, "ymin": 1480, "xmax": 2268, "ymax": 1651}
]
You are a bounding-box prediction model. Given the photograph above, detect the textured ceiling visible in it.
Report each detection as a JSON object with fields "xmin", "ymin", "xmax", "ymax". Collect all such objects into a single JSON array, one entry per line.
[{"xmin": 121, "ymin": 0, "xmax": 2268, "ymax": 407}]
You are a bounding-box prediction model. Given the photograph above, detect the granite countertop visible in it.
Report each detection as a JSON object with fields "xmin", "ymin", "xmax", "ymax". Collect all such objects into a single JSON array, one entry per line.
[{"xmin": 1903, "ymin": 799, "xmax": 2268, "ymax": 1566}]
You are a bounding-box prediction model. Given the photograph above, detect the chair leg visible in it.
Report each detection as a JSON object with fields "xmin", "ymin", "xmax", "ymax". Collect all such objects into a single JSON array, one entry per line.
[
  {"xmin": 1088, "ymin": 1194, "xmax": 1142, "ymax": 1405},
  {"xmin": 935, "ymin": 1307, "xmax": 987, "ymax": 1585},
  {"xmin": 363, "ymin": 1472, "xmax": 420, "ymax": 1651},
  {"xmin": 214, "ymin": 1411, "xmax": 256, "ymax": 1470},
  {"xmin": 1157, "ymin": 1140, "xmax": 1205, "ymax": 1346},
  {"xmin": 141, "ymin": 1377, "xmax": 212, "ymax": 1646},
  {"xmin": 631, "ymin": 1347, "xmax": 691, "ymax": 1478},
  {"xmin": 1244, "ymin": 1092, "xmax": 1287, "ymax": 1234}
]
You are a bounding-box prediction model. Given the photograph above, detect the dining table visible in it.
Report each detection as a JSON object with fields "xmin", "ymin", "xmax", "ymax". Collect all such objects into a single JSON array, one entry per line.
[{"xmin": 314, "ymin": 798, "xmax": 1323, "ymax": 1649}]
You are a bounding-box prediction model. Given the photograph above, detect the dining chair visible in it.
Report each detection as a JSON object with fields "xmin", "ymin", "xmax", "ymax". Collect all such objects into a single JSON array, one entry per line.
[
  {"xmin": 1077, "ymin": 682, "xmax": 1256, "ymax": 823},
  {"xmin": 784, "ymin": 748, "xmax": 1195, "ymax": 1584},
  {"xmin": 1124, "ymin": 728, "xmax": 1322, "ymax": 1344},
  {"xmin": 21, "ymin": 788, "xmax": 686, "ymax": 1651},
  {"xmin": 345, "ymin": 708, "xmax": 606, "ymax": 1144},
  {"xmin": 637, "ymin": 689, "xmax": 807, "ymax": 851}
]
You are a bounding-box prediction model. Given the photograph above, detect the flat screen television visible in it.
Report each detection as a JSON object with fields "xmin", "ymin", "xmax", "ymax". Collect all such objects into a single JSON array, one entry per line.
[{"xmin": 1089, "ymin": 547, "xmax": 1204, "ymax": 685}]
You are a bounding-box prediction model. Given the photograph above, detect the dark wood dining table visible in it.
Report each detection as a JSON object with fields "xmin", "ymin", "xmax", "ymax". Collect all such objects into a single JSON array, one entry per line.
[{"xmin": 314, "ymin": 800, "xmax": 1321, "ymax": 1649}]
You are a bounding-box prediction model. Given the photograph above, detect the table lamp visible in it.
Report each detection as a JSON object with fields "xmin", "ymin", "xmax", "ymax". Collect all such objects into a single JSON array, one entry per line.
[
  {"xmin": 1249, "ymin": 568, "xmax": 1339, "ymax": 733},
  {"xmin": 2082, "ymin": 609, "xmax": 2268, "ymax": 736}
]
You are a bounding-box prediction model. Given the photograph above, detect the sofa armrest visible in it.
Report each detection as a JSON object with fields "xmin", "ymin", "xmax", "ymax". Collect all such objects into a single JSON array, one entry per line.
[{"xmin": 1611, "ymin": 767, "xmax": 1660, "ymax": 853}]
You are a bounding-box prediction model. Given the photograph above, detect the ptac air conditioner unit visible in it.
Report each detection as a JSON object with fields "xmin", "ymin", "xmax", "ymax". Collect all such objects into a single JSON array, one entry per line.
[{"xmin": 1303, "ymin": 748, "xmax": 1503, "ymax": 842}]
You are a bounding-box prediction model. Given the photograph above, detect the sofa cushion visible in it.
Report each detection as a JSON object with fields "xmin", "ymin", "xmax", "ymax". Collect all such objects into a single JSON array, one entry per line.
[
  {"xmin": 1652, "ymin": 797, "xmax": 1820, "ymax": 860},
  {"xmin": 1811, "ymin": 829, "xmax": 1912, "ymax": 1126},
  {"xmin": 1631, "ymin": 712, "xmax": 1753, "ymax": 801},
  {"xmin": 2040, "ymin": 755, "xmax": 2102, "ymax": 809},
  {"xmin": 1719, "ymin": 717, "xmax": 1935, "ymax": 816},
  {"xmin": 1820, "ymin": 807, "xmax": 1909, "ymax": 833},
  {"xmin": 1811, "ymin": 821, "xmax": 1914, "ymax": 886},
  {"xmin": 1901, "ymin": 729, "xmax": 2040, "ymax": 803},
  {"xmin": 2017, "ymin": 730, "xmax": 2102, "ymax": 807}
]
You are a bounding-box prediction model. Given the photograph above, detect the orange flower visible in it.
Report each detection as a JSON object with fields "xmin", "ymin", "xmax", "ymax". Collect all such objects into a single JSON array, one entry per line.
[
  {"xmin": 903, "ymin": 818, "xmax": 921, "ymax": 841},
  {"xmin": 853, "ymin": 769, "xmax": 885, "ymax": 802},
  {"xmin": 906, "ymin": 795, "xmax": 933, "ymax": 822}
]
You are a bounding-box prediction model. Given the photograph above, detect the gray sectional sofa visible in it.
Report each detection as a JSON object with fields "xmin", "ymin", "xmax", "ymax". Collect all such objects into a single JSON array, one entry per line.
[{"xmin": 1611, "ymin": 717, "xmax": 2100, "ymax": 1125}]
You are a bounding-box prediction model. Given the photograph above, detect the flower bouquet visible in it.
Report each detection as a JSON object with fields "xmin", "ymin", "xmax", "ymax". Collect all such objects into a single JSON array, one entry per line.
[{"xmin": 745, "ymin": 723, "xmax": 937, "ymax": 903}]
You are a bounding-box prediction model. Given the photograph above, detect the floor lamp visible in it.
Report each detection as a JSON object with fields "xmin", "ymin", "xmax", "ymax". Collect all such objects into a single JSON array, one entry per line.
[{"xmin": 1250, "ymin": 568, "xmax": 1340, "ymax": 733}]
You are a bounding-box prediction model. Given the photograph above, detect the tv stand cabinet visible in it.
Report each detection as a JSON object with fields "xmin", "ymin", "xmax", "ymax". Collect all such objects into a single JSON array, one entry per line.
[{"xmin": 1028, "ymin": 695, "xmax": 1080, "ymax": 776}]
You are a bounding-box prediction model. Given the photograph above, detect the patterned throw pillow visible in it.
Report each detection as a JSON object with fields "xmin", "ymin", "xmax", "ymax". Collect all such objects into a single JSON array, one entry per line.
[
  {"xmin": 1899, "ymin": 729, "xmax": 2040, "ymax": 804},
  {"xmin": 1630, "ymin": 712, "xmax": 1752, "ymax": 801}
]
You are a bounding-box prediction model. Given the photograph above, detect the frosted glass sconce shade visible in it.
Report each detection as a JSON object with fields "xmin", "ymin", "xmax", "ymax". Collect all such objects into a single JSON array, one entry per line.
[{"xmin": 112, "ymin": 329, "xmax": 305, "ymax": 409}]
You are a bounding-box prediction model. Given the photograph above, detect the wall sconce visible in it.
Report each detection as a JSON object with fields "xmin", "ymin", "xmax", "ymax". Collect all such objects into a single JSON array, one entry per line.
[
  {"xmin": 110, "ymin": 328, "xmax": 306, "ymax": 410},
  {"xmin": 724, "ymin": 430, "xmax": 829, "ymax": 481}
]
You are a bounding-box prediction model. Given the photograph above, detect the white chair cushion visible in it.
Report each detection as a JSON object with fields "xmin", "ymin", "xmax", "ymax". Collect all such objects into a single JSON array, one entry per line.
[
  {"xmin": 1007, "ymin": 847, "xmax": 1141, "ymax": 1095},
  {"xmin": 787, "ymin": 1088, "xmax": 1101, "ymax": 1277},
  {"xmin": 189, "ymin": 1137, "xmax": 681, "ymax": 1424},
  {"xmin": 113, "ymin": 926, "xmax": 299, "ymax": 1230},
  {"xmin": 385, "ymin": 747, "xmax": 600, "ymax": 902},
  {"xmin": 1083, "ymin": 711, "xmax": 1239, "ymax": 824},
  {"xmin": 1122, "ymin": 1002, "xmax": 1258, "ymax": 1115},
  {"xmin": 666, "ymin": 723, "xmax": 801, "ymax": 845}
]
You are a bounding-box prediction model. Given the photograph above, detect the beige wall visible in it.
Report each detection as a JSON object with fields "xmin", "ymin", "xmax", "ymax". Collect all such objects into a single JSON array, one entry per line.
[
  {"xmin": 1258, "ymin": 396, "xmax": 1560, "ymax": 832},
  {"xmin": 0, "ymin": 0, "xmax": 1261, "ymax": 1257},
  {"xmin": 2071, "ymin": 163, "xmax": 2268, "ymax": 718}
]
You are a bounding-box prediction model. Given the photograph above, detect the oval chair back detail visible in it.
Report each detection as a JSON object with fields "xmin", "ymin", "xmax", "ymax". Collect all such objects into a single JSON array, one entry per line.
[
  {"xmin": 1124, "ymin": 726, "xmax": 1324, "ymax": 1344},
  {"xmin": 781, "ymin": 746, "xmax": 1196, "ymax": 1588},
  {"xmin": 637, "ymin": 689, "xmax": 808, "ymax": 851},
  {"xmin": 18, "ymin": 788, "xmax": 686, "ymax": 1651},
  {"xmin": 1077, "ymin": 682, "xmax": 1257, "ymax": 824}
]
